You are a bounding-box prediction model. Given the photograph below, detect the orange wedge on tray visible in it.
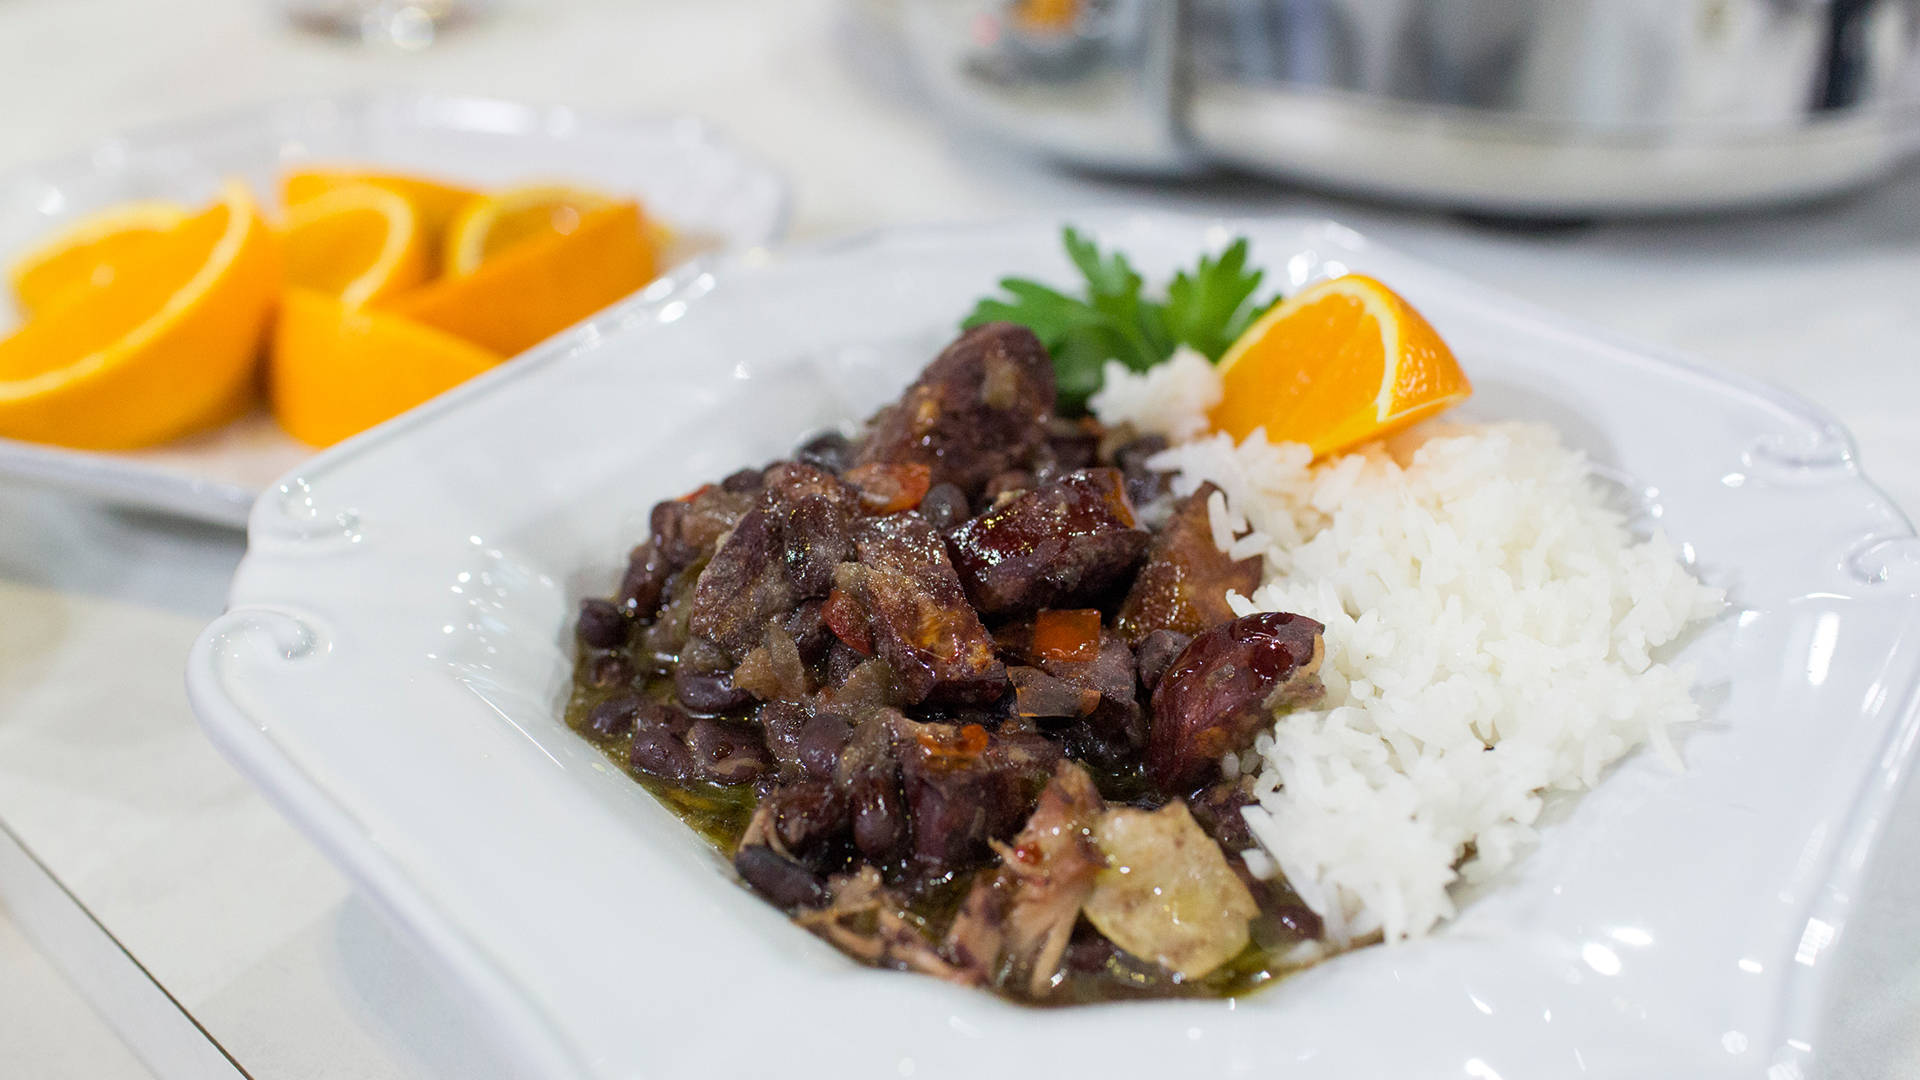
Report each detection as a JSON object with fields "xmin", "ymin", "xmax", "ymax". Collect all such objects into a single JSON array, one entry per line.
[
  {"xmin": 0, "ymin": 183, "xmax": 277, "ymax": 449},
  {"xmin": 8, "ymin": 200, "xmax": 192, "ymax": 317},
  {"xmin": 283, "ymin": 167, "xmax": 478, "ymax": 276},
  {"xmin": 441, "ymin": 184, "xmax": 615, "ymax": 277},
  {"xmin": 281, "ymin": 183, "xmax": 428, "ymax": 307},
  {"xmin": 1209, "ymin": 274, "xmax": 1471, "ymax": 456},
  {"xmin": 382, "ymin": 200, "xmax": 656, "ymax": 356},
  {"xmin": 269, "ymin": 287, "xmax": 501, "ymax": 448}
]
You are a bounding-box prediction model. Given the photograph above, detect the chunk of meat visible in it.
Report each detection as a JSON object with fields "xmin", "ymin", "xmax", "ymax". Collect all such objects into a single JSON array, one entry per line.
[
  {"xmin": 945, "ymin": 761, "xmax": 1107, "ymax": 998},
  {"xmin": 1000, "ymin": 617, "xmax": 1147, "ymax": 768},
  {"xmin": 946, "ymin": 468, "xmax": 1150, "ymax": 617},
  {"xmin": 1008, "ymin": 666, "xmax": 1099, "ymax": 719},
  {"xmin": 853, "ymin": 323, "xmax": 1055, "ymax": 502},
  {"xmin": 892, "ymin": 714, "xmax": 1062, "ymax": 874},
  {"xmin": 650, "ymin": 483, "xmax": 756, "ymax": 570},
  {"xmin": 1147, "ymin": 612, "xmax": 1326, "ymax": 791},
  {"xmin": 731, "ymin": 621, "xmax": 813, "ymax": 704},
  {"xmin": 688, "ymin": 463, "xmax": 857, "ymax": 662},
  {"xmin": 1116, "ymin": 483, "xmax": 1262, "ymax": 646},
  {"xmin": 840, "ymin": 513, "xmax": 1008, "ymax": 705},
  {"xmin": 1082, "ymin": 801, "xmax": 1260, "ymax": 980},
  {"xmin": 687, "ymin": 508, "xmax": 791, "ymax": 660}
]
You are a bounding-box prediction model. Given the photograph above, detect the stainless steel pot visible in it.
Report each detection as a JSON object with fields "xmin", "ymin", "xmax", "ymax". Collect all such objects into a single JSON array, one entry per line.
[{"xmin": 898, "ymin": 0, "xmax": 1920, "ymax": 213}]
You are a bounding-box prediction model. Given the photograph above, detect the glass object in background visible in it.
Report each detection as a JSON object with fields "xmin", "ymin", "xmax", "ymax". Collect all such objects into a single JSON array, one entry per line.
[{"xmin": 279, "ymin": 0, "xmax": 483, "ymax": 49}]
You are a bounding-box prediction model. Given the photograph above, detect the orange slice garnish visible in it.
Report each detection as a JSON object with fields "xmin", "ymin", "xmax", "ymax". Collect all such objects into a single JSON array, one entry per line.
[
  {"xmin": 283, "ymin": 167, "xmax": 477, "ymax": 273},
  {"xmin": 382, "ymin": 200, "xmax": 656, "ymax": 356},
  {"xmin": 8, "ymin": 200, "xmax": 191, "ymax": 317},
  {"xmin": 440, "ymin": 184, "xmax": 616, "ymax": 277},
  {"xmin": 268, "ymin": 287, "xmax": 501, "ymax": 447},
  {"xmin": 280, "ymin": 183, "xmax": 427, "ymax": 307},
  {"xmin": 1209, "ymin": 274, "xmax": 1471, "ymax": 456},
  {"xmin": 0, "ymin": 182, "xmax": 277, "ymax": 449}
]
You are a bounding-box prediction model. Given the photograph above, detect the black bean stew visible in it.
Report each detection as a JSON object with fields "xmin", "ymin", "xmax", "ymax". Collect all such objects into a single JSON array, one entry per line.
[{"xmin": 567, "ymin": 324, "xmax": 1330, "ymax": 1003}]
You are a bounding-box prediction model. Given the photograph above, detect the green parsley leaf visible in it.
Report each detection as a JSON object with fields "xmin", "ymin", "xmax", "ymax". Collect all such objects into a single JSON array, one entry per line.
[
  {"xmin": 1163, "ymin": 238, "xmax": 1272, "ymax": 361},
  {"xmin": 963, "ymin": 226, "xmax": 1279, "ymax": 414}
]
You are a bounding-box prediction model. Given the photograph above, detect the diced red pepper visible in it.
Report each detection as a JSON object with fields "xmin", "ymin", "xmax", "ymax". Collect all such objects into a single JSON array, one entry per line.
[
  {"xmin": 822, "ymin": 587, "xmax": 874, "ymax": 655},
  {"xmin": 1032, "ymin": 608, "xmax": 1101, "ymax": 663},
  {"xmin": 917, "ymin": 722, "xmax": 990, "ymax": 767},
  {"xmin": 677, "ymin": 483, "xmax": 716, "ymax": 503},
  {"xmin": 843, "ymin": 462, "xmax": 933, "ymax": 516}
]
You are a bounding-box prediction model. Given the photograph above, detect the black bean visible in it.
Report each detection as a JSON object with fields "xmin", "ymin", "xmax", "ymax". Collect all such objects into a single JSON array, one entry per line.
[
  {"xmin": 576, "ymin": 598, "xmax": 631, "ymax": 649},
  {"xmin": 673, "ymin": 666, "xmax": 754, "ymax": 714},
  {"xmin": 917, "ymin": 482, "xmax": 970, "ymax": 532},
  {"xmin": 795, "ymin": 430, "xmax": 853, "ymax": 474},
  {"xmin": 770, "ymin": 780, "xmax": 848, "ymax": 851},
  {"xmin": 586, "ymin": 652, "xmax": 635, "ymax": 690},
  {"xmin": 629, "ymin": 726, "xmax": 697, "ymax": 780},
  {"xmin": 685, "ymin": 718, "xmax": 772, "ymax": 783},
  {"xmin": 796, "ymin": 712, "xmax": 852, "ymax": 780},
  {"xmin": 584, "ymin": 693, "xmax": 642, "ymax": 737},
  {"xmin": 616, "ymin": 542, "xmax": 671, "ymax": 619},
  {"xmin": 734, "ymin": 845, "xmax": 830, "ymax": 909},
  {"xmin": 851, "ymin": 775, "xmax": 906, "ymax": 861}
]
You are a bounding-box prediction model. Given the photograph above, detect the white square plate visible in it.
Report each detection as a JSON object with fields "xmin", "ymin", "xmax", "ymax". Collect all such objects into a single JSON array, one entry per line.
[
  {"xmin": 0, "ymin": 92, "xmax": 788, "ymax": 526},
  {"xmin": 187, "ymin": 214, "xmax": 1920, "ymax": 1079}
]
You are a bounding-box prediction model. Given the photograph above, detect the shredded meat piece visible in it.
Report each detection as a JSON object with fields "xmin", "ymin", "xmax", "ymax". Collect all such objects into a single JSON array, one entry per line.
[
  {"xmin": 796, "ymin": 867, "xmax": 976, "ymax": 983},
  {"xmin": 944, "ymin": 761, "xmax": 1107, "ymax": 998}
]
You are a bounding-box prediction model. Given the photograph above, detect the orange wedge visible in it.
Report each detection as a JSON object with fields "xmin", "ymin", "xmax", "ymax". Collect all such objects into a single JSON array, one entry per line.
[
  {"xmin": 0, "ymin": 182, "xmax": 277, "ymax": 449},
  {"xmin": 441, "ymin": 184, "xmax": 616, "ymax": 277},
  {"xmin": 269, "ymin": 287, "xmax": 502, "ymax": 447},
  {"xmin": 283, "ymin": 168, "xmax": 478, "ymax": 278},
  {"xmin": 1209, "ymin": 274, "xmax": 1471, "ymax": 457},
  {"xmin": 280, "ymin": 183, "xmax": 427, "ymax": 307},
  {"xmin": 8, "ymin": 200, "xmax": 191, "ymax": 316},
  {"xmin": 382, "ymin": 200, "xmax": 656, "ymax": 356}
]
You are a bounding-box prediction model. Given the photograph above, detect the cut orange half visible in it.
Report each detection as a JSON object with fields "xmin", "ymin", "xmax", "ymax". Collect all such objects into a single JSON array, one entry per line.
[
  {"xmin": 1209, "ymin": 274, "xmax": 1471, "ymax": 457},
  {"xmin": 382, "ymin": 200, "xmax": 656, "ymax": 356},
  {"xmin": 269, "ymin": 287, "xmax": 502, "ymax": 448},
  {"xmin": 0, "ymin": 182, "xmax": 278, "ymax": 449},
  {"xmin": 8, "ymin": 200, "xmax": 191, "ymax": 316},
  {"xmin": 440, "ymin": 184, "xmax": 616, "ymax": 277},
  {"xmin": 280, "ymin": 183, "xmax": 427, "ymax": 307}
]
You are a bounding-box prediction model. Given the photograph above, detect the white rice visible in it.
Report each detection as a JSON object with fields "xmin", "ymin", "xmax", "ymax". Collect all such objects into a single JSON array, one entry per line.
[{"xmin": 1092, "ymin": 357, "xmax": 1724, "ymax": 944}]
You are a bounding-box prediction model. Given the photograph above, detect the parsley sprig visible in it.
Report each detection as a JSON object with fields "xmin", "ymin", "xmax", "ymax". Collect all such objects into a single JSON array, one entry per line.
[{"xmin": 962, "ymin": 227, "xmax": 1278, "ymax": 413}]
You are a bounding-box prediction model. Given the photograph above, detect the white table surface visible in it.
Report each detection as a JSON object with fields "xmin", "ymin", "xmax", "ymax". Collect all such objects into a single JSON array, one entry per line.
[{"xmin": 1, "ymin": 1, "xmax": 1917, "ymax": 1077}]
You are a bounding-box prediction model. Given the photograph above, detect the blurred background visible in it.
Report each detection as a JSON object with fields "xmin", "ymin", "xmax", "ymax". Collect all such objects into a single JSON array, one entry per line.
[{"xmin": 1, "ymin": 1, "xmax": 1916, "ymax": 1078}]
